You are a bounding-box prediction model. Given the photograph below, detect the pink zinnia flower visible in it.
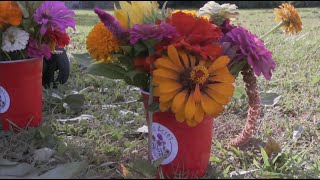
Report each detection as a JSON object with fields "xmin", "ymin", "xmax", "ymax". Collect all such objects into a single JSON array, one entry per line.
[
  {"xmin": 33, "ymin": 1, "xmax": 76, "ymax": 35},
  {"xmin": 129, "ymin": 23, "xmax": 176, "ymax": 44},
  {"xmin": 222, "ymin": 26, "xmax": 276, "ymax": 80},
  {"xmin": 26, "ymin": 38, "xmax": 51, "ymax": 59}
]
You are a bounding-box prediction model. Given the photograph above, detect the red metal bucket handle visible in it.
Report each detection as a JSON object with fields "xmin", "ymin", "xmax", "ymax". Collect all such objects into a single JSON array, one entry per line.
[{"xmin": 229, "ymin": 65, "xmax": 261, "ymax": 147}]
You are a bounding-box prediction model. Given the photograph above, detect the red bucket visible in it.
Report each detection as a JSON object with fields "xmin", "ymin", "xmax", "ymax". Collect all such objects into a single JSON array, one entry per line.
[
  {"xmin": 141, "ymin": 90, "xmax": 213, "ymax": 178},
  {"xmin": 0, "ymin": 58, "xmax": 43, "ymax": 131}
]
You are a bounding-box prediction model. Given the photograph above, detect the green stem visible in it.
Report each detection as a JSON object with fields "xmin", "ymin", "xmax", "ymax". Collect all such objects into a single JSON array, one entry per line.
[
  {"xmin": 3, "ymin": 51, "xmax": 11, "ymax": 61},
  {"xmin": 19, "ymin": 50, "xmax": 26, "ymax": 59},
  {"xmin": 147, "ymin": 66, "xmax": 154, "ymax": 162},
  {"xmin": 259, "ymin": 21, "xmax": 286, "ymax": 39}
]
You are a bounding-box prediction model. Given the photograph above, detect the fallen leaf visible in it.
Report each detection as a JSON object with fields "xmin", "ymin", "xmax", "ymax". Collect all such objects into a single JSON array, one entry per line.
[
  {"xmin": 264, "ymin": 136, "xmax": 281, "ymax": 157},
  {"xmin": 292, "ymin": 124, "xmax": 304, "ymax": 141},
  {"xmin": 260, "ymin": 92, "xmax": 281, "ymax": 107},
  {"xmin": 33, "ymin": 148, "xmax": 55, "ymax": 162},
  {"xmin": 136, "ymin": 125, "xmax": 148, "ymax": 133}
]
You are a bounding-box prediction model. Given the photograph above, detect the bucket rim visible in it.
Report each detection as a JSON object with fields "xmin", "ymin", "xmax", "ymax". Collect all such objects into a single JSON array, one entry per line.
[{"xmin": 0, "ymin": 58, "xmax": 42, "ymax": 64}]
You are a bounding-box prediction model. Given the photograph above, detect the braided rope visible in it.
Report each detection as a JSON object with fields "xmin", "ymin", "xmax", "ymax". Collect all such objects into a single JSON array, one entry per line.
[{"xmin": 229, "ymin": 65, "xmax": 261, "ymax": 147}]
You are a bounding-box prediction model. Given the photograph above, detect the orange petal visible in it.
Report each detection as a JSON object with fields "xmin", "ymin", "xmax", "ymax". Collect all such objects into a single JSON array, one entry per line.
[
  {"xmin": 179, "ymin": 51, "xmax": 190, "ymax": 68},
  {"xmin": 194, "ymin": 84, "xmax": 202, "ymax": 103},
  {"xmin": 209, "ymin": 73, "xmax": 235, "ymax": 83},
  {"xmin": 167, "ymin": 45, "xmax": 184, "ymax": 69},
  {"xmin": 158, "ymin": 80, "xmax": 182, "ymax": 94},
  {"xmin": 184, "ymin": 93, "xmax": 196, "ymax": 120},
  {"xmin": 189, "ymin": 54, "xmax": 196, "ymax": 68},
  {"xmin": 205, "ymin": 88, "xmax": 231, "ymax": 105},
  {"xmin": 208, "ymin": 56, "xmax": 230, "ymax": 73},
  {"xmin": 0, "ymin": 1, "xmax": 22, "ymax": 26},
  {"xmin": 175, "ymin": 111, "xmax": 185, "ymax": 123},
  {"xmin": 207, "ymin": 83, "xmax": 235, "ymax": 97},
  {"xmin": 171, "ymin": 90, "xmax": 188, "ymax": 113},
  {"xmin": 160, "ymin": 101, "xmax": 171, "ymax": 112},
  {"xmin": 159, "ymin": 89, "xmax": 181, "ymax": 103},
  {"xmin": 211, "ymin": 67, "xmax": 232, "ymax": 76},
  {"xmin": 155, "ymin": 57, "xmax": 182, "ymax": 72},
  {"xmin": 186, "ymin": 119, "xmax": 198, "ymax": 127},
  {"xmin": 198, "ymin": 59, "xmax": 206, "ymax": 66},
  {"xmin": 194, "ymin": 104, "xmax": 205, "ymax": 123},
  {"xmin": 153, "ymin": 69, "xmax": 179, "ymax": 80},
  {"xmin": 200, "ymin": 93, "xmax": 223, "ymax": 117}
]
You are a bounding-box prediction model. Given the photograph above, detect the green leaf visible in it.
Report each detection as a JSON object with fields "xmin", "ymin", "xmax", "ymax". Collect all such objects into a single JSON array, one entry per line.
[
  {"xmin": 210, "ymin": 156, "xmax": 222, "ymax": 163},
  {"xmin": 17, "ymin": 1, "xmax": 29, "ymax": 18},
  {"xmin": 261, "ymin": 171, "xmax": 287, "ymax": 178},
  {"xmin": 72, "ymin": 53, "xmax": 94, "ymax": 69},
  {"xmin": 120, "ymin": 46, "xmax": 133, "ymax": 55},
  {"xmin": 311, "ymin": 76, "xmax": 320, "ymax": 85},
  {"xmin": 261, "ymin": 147, "xmax": 271, "ymax": 171},
  {"xmin": 63, "ymin": 94, "xmax": 85, "ymax": 112},
  {"xmin": 88, "ymin": 62, "xmax": 127, "ymax": 79},
  {"xmin": 124, "ymin": 71, "xmax": 149, "ymax": 88},
  {"xmin": 133, "ymin": 43, "xmax": 147, "ymax": 56},
  {"xmin": 130, "ymin": 159, "xmax": 157, "ymax": 178},
  {"xmin": 232, "ymin": 87, "xmax": 246, "ymax": 100},
  {"xmin": 117, "ymin": 55, "xmax": 134, "ymax": 70}
]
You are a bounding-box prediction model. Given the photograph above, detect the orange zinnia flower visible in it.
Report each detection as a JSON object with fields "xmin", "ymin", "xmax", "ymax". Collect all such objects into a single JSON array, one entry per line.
[
  {"xmin": 274, "ymin": 3, "xmax": 302, "ymax": 35},
  {"xmin": 0, "ymin": 1, "xmax": 22, "ymax": 31},
  {"xmin": 153, "ymin": 45, "xmax": 235, "ymax": 127}
]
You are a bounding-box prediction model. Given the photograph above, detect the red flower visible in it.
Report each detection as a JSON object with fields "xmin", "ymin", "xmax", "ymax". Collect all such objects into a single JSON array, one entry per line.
[
  {"xmin": 45, "ymin": 29, "xmax": 70, "ymax": 48},
  {"xmin": 165, "ymin": 11, "xmax": 223, "ymax": 60}
]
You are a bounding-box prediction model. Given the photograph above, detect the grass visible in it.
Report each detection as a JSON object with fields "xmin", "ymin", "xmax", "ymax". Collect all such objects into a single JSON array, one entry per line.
[{"xmin": 1, "ymin": 7, "xmax": 320, "ymax": 179}]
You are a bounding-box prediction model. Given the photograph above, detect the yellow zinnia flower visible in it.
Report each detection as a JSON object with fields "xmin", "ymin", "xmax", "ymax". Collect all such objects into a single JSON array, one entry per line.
[
  {"xmin": 86, "ymin": 22, "xmax": 120, "ymax": 63},
  {"xmin": 114, "ymin": 1, "xmax": 159, "ymax": 29},
  {"xmin": 153, "ymin": 45, "xmax": 235, "ymax": 127},
  {"xmin": 274, "ymin": 3, "xmax": 302, "ymax": 35}
]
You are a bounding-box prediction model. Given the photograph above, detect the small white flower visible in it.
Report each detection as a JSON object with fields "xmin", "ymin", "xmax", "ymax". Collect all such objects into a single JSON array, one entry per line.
[
  {"xmin": 197, "ymin": 1, "xmax": 239, "ymax": 25},
  {"xmin": 1, "ymin": 26, "xmax": 29, "ymax": 52}
]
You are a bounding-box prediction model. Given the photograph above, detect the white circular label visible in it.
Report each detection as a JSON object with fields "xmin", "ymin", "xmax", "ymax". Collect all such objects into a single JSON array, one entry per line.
[
  {"xmin": 152, "ymin": 122, "xmax": 178, "ymax": 165},
  {"xmin": 0, "ymin": 86, "xmax": 10, "ymax": 113}
]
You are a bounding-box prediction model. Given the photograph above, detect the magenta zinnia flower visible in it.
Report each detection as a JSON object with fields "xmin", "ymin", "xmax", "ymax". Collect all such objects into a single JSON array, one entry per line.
[
  {"xmin": 94, "ymin": 8, "xmax": 128, "ymax": 42},
  {"xmin": 222, "ymin": 26, "xmax": 276, "ymax": 80},
  {"xmin": 26, "ymin": 38, "xmax": 51, "ymax": 59},
  {"xmin": 33, "ymin": 1, "xmax": 76, "ymax": 35},
  {"xmin": 129, "ymin": 22, "xmax": 176, "ymax": 44}
]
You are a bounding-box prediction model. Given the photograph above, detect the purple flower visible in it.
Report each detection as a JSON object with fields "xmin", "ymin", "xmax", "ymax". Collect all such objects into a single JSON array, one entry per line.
[
  {"xmin": 129, "ymin": 22, "xmax": 176, "ymax": 44},
  {"xmin": 221, "ymin": 26, "xmax": 276, "ymax": 80},
  {"xmin": 26, "ymin": 38, "xmax": 51, "ymax": 59},
  {"xmin": 220, "ymin": 19, "xmax": 234, "ymax": 34},
  {"xmin": 33, "ymin": 1, "xmax": 76, "ymax": 35},
  {"xmin": 94, "ymin": 8, "xmax": 128, "ymax": 41}
]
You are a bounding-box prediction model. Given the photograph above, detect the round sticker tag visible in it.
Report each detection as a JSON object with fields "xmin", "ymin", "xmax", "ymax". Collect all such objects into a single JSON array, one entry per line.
[
  {"xmin": 151, "ymin": 122, "xmax": 178, "ymax": 165},
  {"xmin": 0, "ymin": 86, "xmax": 10, "ymax": 113}
]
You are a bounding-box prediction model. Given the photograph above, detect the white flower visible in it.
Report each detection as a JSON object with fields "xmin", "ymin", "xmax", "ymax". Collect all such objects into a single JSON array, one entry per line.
[
  {"xmin": 1, "ymin": 26, "xmax": 29, "ymax": 52},
  {"xmin": 197, "ymin": 1, "xmax": 239, "ymax": 25}
]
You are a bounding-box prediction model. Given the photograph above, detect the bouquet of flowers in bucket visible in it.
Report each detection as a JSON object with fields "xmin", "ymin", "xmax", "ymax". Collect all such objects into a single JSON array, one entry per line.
[
  {"xmin": 82, "ymin": 1, "xmax": 302, "ymax": 146},
  {"xmin": 0, "ymin": 1, "xmax": 75, "ymax": 61}
]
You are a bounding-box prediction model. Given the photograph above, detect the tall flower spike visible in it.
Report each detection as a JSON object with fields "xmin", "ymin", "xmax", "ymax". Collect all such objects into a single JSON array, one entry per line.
[{"xmin": 94, "ymin": 8, "xmax": 128, "ymax": 42}]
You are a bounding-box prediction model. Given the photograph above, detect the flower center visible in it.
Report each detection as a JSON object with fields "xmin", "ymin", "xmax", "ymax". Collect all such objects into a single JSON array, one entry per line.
[{"xmin": 190, "ymin": 65, "xmax": 209, "ymax": 84}]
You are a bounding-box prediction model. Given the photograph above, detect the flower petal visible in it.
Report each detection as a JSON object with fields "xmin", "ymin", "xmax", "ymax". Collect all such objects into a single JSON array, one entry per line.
[
  {"xmin": 167, "ymin": 45, "xmax": 184, "ymax": 69},
  {"xmin": 209, "ymin": 73, "xmax": 235, "ymax": 83},
  {"xmin": 158, "ymin": 80, "xmax": 182, "ymax": 94},
  {"xmin": 159, "ymin": 89, "xmax": 181, "ymax": 103},
  {"xmin": 153, "ymin": 69, "xmax": 179, "ymax": 80},
  {"xmin": 201, "ymin": 93, "xmax": 223, "ymax": 116},
  {"xmin": 205, "ymin": 87, "xmax": 231, "ymax": 105},
  {"xmin": 171, "ymin": 90, "xmax": 188, "ymax": 113},
  {"xmin": 155, "ymin": 57, "xmax": 182, "ymax": 72},
  {"xmin": 208, "ymin": 56, "xmax": 230, "ymax": 73},
  {"xmin": 184, "ymin": 92, "xmax": 196, "ymax": 120},
  {"xmin": 179, "ymin": 51, "xmax": 190, "ymax": 68},
  {"xmin": 207, "ymin": 83, "xmax": 235, "ymax": 96}
]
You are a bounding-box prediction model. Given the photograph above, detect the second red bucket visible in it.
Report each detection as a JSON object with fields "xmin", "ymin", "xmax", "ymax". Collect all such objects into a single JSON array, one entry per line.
[
  {"xmin": 0, "ymin": 58, "xmax": 43, "ymax": 131},
  {"xmin": 141, "ymin": 90, "xmax": 214, "ymax": 178}
]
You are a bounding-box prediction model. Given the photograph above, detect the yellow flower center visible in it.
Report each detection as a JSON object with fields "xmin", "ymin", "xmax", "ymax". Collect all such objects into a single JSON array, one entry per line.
[{"xmin": 190, "ymin": 65, "xmax": 209, "ymax": 84}]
